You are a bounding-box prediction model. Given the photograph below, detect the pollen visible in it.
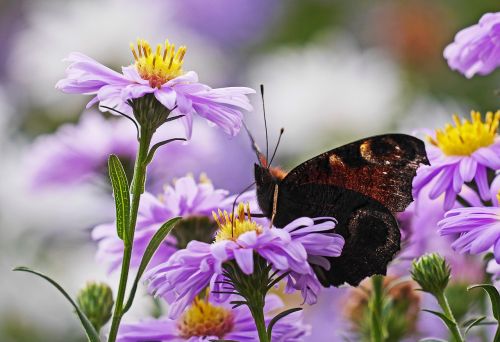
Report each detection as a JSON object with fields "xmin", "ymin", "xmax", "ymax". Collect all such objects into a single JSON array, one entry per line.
[
  {"xmin": 213, "ymin": 203, "xmax": 262, "ymax": 242},
  {"xmin": 428, "ymin": 111, "xmax": 500, "ymax": 156},
  {"xmin": 130, "ymin": 39, "xmax": 187, "ymax": 88},
  {"xmin": 177, "ymin": 296, "xmax": 234, "ymax": 339}
]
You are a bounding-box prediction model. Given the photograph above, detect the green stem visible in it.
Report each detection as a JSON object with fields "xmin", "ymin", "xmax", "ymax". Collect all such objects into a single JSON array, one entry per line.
[
  {"xmin": 435, "ymin": 292, "xmax": 464, "ymax": 342},
  {"xmin": 107, "ymin": 128, "xmax": 153, "ymax": 342},
  {"xmin": 249, "ymin": 303, "xmax": 269, "ymax": 342},
  {"xmin": 370, "ymin": 275, "xmax": 385, "ymax": 342}
]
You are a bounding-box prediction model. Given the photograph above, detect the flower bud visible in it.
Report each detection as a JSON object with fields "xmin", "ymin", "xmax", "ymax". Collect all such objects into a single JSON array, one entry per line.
[
  {"xmin": 76, "ymin": 282, "xmax": 114, "ymax": 331},
  {"xmin": 411, "ymin": 253, "xmax": 450, "ymax": 296}
]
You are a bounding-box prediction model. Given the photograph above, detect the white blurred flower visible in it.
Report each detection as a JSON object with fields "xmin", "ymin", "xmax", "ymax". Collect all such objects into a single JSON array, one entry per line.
[{"xmin": 246, "ymin": 33, "xmax": 402, "ymax": 155}]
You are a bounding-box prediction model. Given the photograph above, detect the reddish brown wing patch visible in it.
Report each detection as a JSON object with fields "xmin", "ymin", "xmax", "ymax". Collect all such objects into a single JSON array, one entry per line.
[{"xmin": 282, "ymin": 134, "xmax": 429, "ymax": 213}]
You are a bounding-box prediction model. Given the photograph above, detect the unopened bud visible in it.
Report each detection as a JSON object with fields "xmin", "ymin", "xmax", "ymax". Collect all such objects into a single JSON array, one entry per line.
[
  {"xmin": 76, "ymin": 282, "xmax": 114, "ymax": 331},
  {"xmin": 411, "ymin": 253, "xmax": 450, "ymax": 296}
]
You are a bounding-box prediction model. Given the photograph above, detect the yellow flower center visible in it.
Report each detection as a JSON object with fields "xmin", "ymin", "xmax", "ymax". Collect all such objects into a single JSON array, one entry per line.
[
  {"xmin": 428, "ymin": 111, "xmax": 500, "ymax": 156},
  {"xmin": 130, "ymin": 39, "xmax": 187, "ymax": 88},
  {"xmin": 213, "ymin": 203, "xmax": 262, "ymax": 242},
  {"xmin": 177, "ymin": 297, "xmax": 234, "ymax": 339}
]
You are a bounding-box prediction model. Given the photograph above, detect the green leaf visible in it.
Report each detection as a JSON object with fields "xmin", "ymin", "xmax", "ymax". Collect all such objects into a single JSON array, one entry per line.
[
  {"xmin": 463, "ymin": 316, "xmax": 487, "ymax": 334},
  {"xmin": 13, "ymin": 267, "xmax": 101, "ymax": 342},
  {"xmin": 108, "ymin": 155, "xmax": 130, "ymax": 243},
  {"xmin": 422, "ymin": 309, "xmax": 456, "ymax": 331},
  {"xmin": 122, "ymin": 217, "xmax": 181, "ymax": 313},
  {"xmin": 267, "ymin": 307, "xmax": 303, "ymax": 340},
  {"xmin": 468, "ymin": 284, "xmax": 500, "ymax": 321}
]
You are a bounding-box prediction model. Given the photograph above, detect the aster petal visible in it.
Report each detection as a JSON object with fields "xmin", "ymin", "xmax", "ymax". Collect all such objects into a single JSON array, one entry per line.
[
  {"xmin": 282, "ymin": 217, "xmax": 316, "ymax": 233},
  {"xmin": 413, "ymin": 166, "xmax": 445, "ymax": 197},
  {"xmin": 429, "ymin": 166, "xmax": 455, "ymax": 200},
  {"xmin": 459, "ymin": 157, "xmax": 477, "ymax": 182},
  {"xmin": 176, "ymin": 92, "xmax": 194, "ymax": 113},
  {"xmin": 469, "ymin": 224, "xmax": 500, "ymax": 254},
  {"xmin": 117, "ymin": 318, "xmax": 179, "ymax": 341},
  {"xmin": 154, "ymin": 88, "xmax": 177, "ymax": 109},
  {"xmin": 474, "ymin": 147, "xmax": 500, "ymax": 169},
  {"xmin": 121, "ymin": 65, "xmax": 148, "ymax": 84},
  {"xmin": 444, "ymin": 187, "xmax": 458, "ymax": 211},
  {"xmin": 474, "ymin": 164, "xmax": 491, "ymax": 201},
  {"xmin": 179, "ymin": 111, "xmax": 194, "ymax": 139},
  {"xmin": 237, "ymin": 231, "xmax": 259, "ymax": 247},
  {"xmin": 166, "ymin": 70, "xmax": 199, "ymax": 86},
  {"xmin": 121, "ymin": 84, "xmax": 155, "ymax": 101},
  {"xmin": 210, "ymin": 241, "xmax": 229, "ymax": 261},
  {"xmin": 234, "ymin": 248, "xmax": 254, "ymax": 274}
]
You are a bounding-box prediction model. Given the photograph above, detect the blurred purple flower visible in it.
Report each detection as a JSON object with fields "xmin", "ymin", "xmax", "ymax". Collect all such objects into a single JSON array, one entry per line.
[
  {"xmin": 117, "ymin": 294, "xmax": 308, "ymax": 341},
  {"xmin": 439, "ymin": 206, "xmax": 500, "ymax": 262},
  {"xmin": 413, "ymin": 111, "xmax": 500, "ymax": 210},
  {"xmin": 28, "ymin": 110, "xmax": 255, "ymax": 192},
  {"xmin": 146, "ymin": 208, "xmax": 344, "ymax": 318},
  {"xmin": 29, "ymin": 111, "xmax": 137, "ymax": 188},
  {"xmin": 172, "ymin": 0, "xmax": 280, "ymax": 47},
  {"xmin": 56, "ymin": 40, "xmax": 254, "ymax": 138},
  {"xmin": 394, "ymin": 182, "xmax": 484, "ymax": 283},
  {"xmin": 92, "ymin": 175, "xmax": 256, "ymax": 272},
  {"xmin": 444, "ymin": 12, "xmax": 500, "ymax": 78}
]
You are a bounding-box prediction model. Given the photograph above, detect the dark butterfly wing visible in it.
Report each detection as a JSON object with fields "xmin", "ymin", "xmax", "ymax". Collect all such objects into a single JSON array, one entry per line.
[
  {"xmin": 281, "ymin": 134, "xmax": 429, "ymax": 213},
  {"xmin": 265, "ymin": 134, "xmax": 428, "ymax": 286},
  {"xmin": 273, "ymin": 182, "xmax": 400, "ymax": 286}
]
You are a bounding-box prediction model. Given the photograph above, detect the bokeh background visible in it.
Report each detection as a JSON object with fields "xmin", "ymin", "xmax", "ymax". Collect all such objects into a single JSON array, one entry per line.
[{"xmin": 1, "ymin": 0, "xmax": 499, "ymax": 341}]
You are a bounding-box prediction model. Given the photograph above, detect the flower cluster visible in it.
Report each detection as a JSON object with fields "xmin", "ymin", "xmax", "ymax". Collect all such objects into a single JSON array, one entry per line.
[
  {"xmin": 117, "ymin": 293, "xmax": 308, "ymax": 341},
  {"xmin": 146, "ymin": 203, "xmax": 344, "ymax": 318},
  {"xmin": 92, "ymin": 175, "xmax": 255, "ymax": 272}
]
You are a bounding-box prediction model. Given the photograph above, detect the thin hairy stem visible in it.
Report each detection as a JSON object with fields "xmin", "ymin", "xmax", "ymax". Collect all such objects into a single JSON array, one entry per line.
[{"xmin": 107, "ymin": 126, "xmax": 153, "ymax": 342}]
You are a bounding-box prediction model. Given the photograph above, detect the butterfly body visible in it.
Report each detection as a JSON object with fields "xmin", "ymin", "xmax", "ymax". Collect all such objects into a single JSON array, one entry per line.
[{"xmin": 255, "ymin": 134, "xmax": 429, "ymax": 286}]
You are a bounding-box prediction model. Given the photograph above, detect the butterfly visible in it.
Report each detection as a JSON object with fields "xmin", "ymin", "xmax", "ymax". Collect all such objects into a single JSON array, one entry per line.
[{"xmin": 250, "ymin": 123, "xmax": 429, "ymax": 287}]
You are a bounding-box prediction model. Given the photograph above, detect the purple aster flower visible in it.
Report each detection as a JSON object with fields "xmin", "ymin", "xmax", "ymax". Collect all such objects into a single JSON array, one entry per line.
[
  {"xmin": 92, "ymin": 175, "xmax": 256, "ymax": 272},
  {"xmin": 56, "ymin": 39, "xmax": 255, "ymax": 138},
  {"xmin": 117, "ymin": 293, "xmax": 308, "ymax": 341},
  {"xmin": 413, "ymin": 111, "xmax": 500, "ymax": 210},
  {"xmin": 439, "ymin": 205, "xmax": 500, "ymax": 262},
  {"xmin": 444, "ymin": 12, "xmax": 500, "ymax": 78},
  {"xmin": 146, "ymin": 204, "xmax": 344, "ymax": 318}
]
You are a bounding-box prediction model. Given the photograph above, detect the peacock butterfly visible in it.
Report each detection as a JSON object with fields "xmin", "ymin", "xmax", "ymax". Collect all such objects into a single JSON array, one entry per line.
[{"xmin": 252, "ymin": 132, "xmax": 429, "ymax": 287}]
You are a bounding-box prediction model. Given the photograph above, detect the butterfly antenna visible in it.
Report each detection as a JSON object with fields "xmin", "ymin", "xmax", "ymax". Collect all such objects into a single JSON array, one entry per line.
[
  {"xmin": 268, "ymin": 128, "xmax": 285, "ymax": 168},
  {"xmin": 242, "ymin": 122, "xmax": 264, "ymax": 166},
  {"xmin": 260, "ymin": 84, "xmax": 269, "ymax": 162},
  {"xmin": 230, "ymin": 181, "xmax": 256, "ymax": 233}
]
